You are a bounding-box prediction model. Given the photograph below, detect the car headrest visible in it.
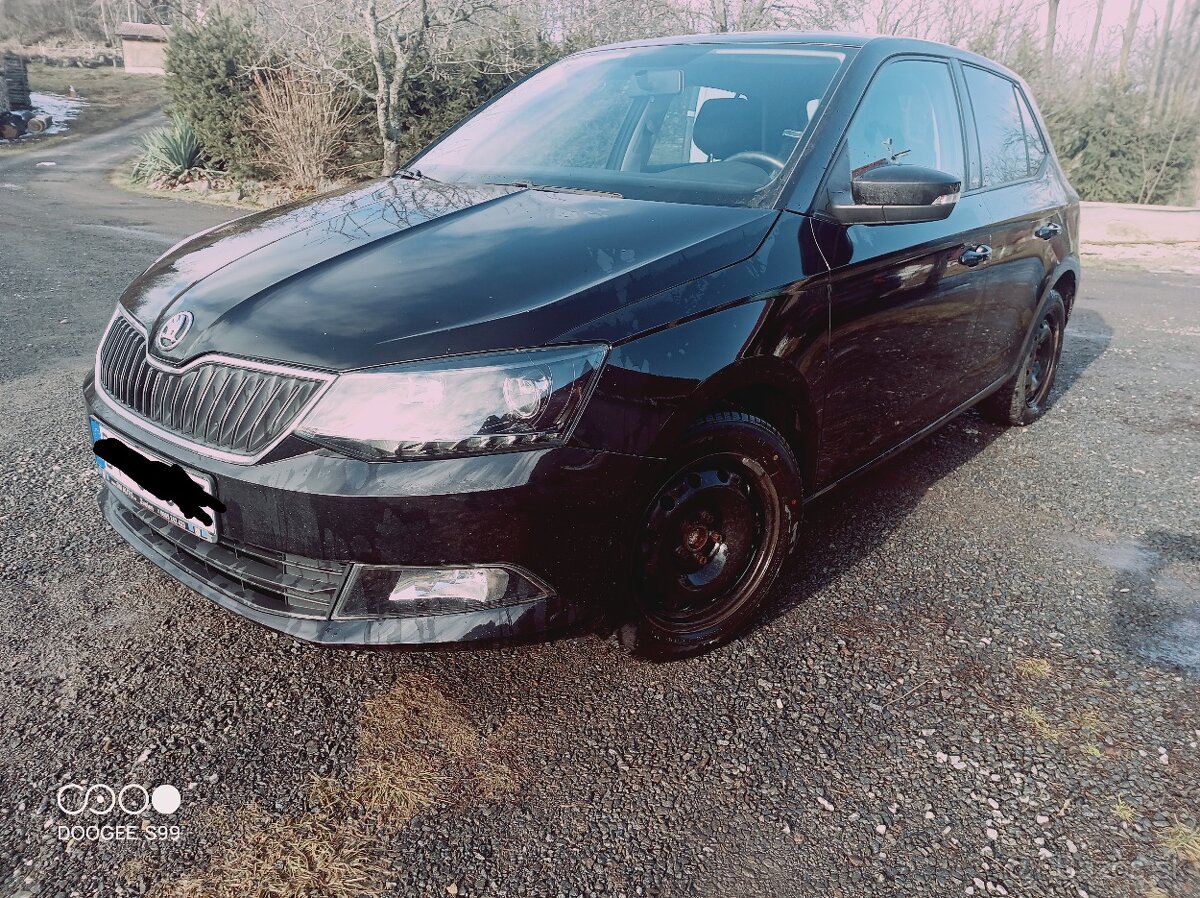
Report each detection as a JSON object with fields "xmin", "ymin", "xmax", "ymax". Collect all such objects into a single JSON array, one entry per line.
[{"xmin": 692, "ymin": 97, "xmax": 760, "ymax": 160}]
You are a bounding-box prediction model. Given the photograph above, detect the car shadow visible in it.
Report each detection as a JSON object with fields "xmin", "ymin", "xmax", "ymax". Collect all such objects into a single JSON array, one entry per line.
[{"xmin": 750, "ymin": 304, "xmax": 1113, "ymax": 634}]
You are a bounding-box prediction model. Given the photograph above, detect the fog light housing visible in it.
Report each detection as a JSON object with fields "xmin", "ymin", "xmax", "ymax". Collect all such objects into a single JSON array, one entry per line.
[{"xmin": 334, "ymin": 564, "xmax": 551, "ymax": 618}]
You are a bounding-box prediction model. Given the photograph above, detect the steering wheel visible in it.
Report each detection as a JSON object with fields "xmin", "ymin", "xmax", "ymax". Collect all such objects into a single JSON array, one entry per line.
[{"xmin": 722, "ymin": 151, "xmax": 786, "ymax": 175}]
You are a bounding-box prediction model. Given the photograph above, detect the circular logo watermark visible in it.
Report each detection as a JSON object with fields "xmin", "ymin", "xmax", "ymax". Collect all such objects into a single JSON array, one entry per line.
[
  {"xmin": 56, "ymin": 783, "xmax": 155, "ymax": 816},
  {"xmin": 54, "ymin": 782, "xmax": 184, "ymax": 843},
  {"xmin": 151, "ymin": 784, "xmax": 181, "ymax": 815}
]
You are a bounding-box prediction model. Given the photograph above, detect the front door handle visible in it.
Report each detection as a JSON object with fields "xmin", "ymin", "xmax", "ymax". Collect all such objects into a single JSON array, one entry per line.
[
  {"xmin": 959, "ymin": 244, "xmax": 992, "ymax": 267},
  {"xmin": 1034, "ymin": 222, "xmax": 1062, "ymax": 240}
]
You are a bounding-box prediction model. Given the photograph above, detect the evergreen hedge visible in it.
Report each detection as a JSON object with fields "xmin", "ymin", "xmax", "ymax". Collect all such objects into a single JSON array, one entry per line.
[{"xmin": 164, "ymin": 12, "xmax": 260, "ymax": 177}]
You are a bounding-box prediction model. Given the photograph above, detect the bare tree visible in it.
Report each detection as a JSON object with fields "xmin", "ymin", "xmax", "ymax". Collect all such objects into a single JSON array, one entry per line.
[
  {"xmin": 1119, "ymin": 0, "xmax": 1145, "ymax": 76},
  {"xmin": 1151, "ymin": 0, "xmax": 1177, "ymax": 103},
  {"xmin": 1043, "ymin": 0, "xmax": 1059, "ymax": 67},
  {"xmin": 1085, "ymin": 0, "xmax": 1105, "ymax": 75},
  {"xmin": 532, "ymin": 0, "xmax": 683, "ymax": 48},
  {"xmin": 259, "ymin": 0, "xmax": 522, "ymax": 176},
  {"xmin": 703, "ymin": 0, "xmax": 780, "ymax": 32},
  {"xmin": 677, "ymin": 0, "xmax": 854, "ymax": 34},
  {"xmin": 859, "ymin": 0, "xmax": 939, "ymax": 36},
  {"xmin": 1174, "ymin": 0, "xmax": 1200, "ymax": 108},
  {"xmin": 1149, "ymin": 0, "xmax": 1200, "ymax": 114}
]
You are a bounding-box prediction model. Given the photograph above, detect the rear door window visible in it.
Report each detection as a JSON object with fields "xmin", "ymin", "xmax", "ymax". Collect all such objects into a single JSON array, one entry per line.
[{"xmin": 963, "ymin": 65, "xmax": 1034, "ymax": 186}]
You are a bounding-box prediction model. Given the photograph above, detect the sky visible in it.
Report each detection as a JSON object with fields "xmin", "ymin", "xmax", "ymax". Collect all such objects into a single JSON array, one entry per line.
[{"xmin": 1040, "ymin": 0, "xmax": 1173, "ymax": 50}]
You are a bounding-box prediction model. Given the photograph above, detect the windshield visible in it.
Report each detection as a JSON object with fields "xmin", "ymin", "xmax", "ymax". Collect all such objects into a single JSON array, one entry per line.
[{"xmin": 411, "ymin": 44, "xmax": 846, "ymax": 208}]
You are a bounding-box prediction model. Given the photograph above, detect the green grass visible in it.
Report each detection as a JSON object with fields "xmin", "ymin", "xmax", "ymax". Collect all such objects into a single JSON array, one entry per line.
[{"xmin": 0, "ymin": 62, "xmax": 165, "ymax": 152}]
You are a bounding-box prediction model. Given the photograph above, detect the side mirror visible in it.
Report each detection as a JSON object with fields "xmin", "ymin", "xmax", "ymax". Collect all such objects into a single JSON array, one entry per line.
[{"xmin": 830, "ymin": 165, "xmax": 961, "ymax": 225}]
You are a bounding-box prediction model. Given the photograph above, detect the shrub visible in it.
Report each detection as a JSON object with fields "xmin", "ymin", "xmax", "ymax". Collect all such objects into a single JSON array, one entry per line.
[
  {"xmin": 247, "ymin": 70, "xmax": 358, "ymax": 189},
  {"xmin": 327, "ymin": 39, "xmax": 539, "ymax": 175},
  {"xmin": 164, "ymin": 11, "xmax": 261, "ymax": 176},
  {"xmin": 393, "ymin": 58, "xmax": 528, "ymax": 165},
  {"xmin": 130, "ymin": 116, "xmax": 209, "ymax": 186},
  {"xmin": 1041, "ymin": 79, "xmax": 1200, "ymax": 204}
]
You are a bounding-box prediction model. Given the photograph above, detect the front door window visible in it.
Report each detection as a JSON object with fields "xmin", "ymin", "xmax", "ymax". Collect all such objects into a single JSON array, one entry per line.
[{"xmin": 845, "ymin": 59, "xmax": 965, "ymax": 180}]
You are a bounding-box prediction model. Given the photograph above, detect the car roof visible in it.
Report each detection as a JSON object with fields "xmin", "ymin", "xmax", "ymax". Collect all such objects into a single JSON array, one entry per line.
[{"xmin": 587, "ymin": 31, "xmax": 1020, "ymax": 81}]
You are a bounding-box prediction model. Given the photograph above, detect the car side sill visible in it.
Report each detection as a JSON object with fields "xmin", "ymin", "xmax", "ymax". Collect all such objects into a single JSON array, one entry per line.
[{"xmin": 805, "ymin": 372, "xmax": 1010, "ymax": 504}]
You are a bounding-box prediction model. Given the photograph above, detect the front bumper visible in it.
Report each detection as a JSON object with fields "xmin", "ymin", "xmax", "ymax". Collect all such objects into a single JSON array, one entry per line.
[{"xmin": 86, "ymin": 376, "xmax": 659, "ymax": 647}]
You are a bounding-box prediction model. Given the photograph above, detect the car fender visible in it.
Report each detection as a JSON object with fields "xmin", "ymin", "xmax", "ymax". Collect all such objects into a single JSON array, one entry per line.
[{"xmin": 571, "ymin": 300, "xmax": 824, "ymax": 487}]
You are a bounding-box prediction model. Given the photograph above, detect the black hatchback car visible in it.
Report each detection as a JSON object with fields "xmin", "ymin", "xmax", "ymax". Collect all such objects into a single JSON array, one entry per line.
[{"xmin": 85, "ymin": 32, "xmax": 1079, "ymax": 658}]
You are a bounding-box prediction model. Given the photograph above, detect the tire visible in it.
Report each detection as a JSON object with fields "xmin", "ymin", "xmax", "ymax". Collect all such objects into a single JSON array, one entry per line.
[
  {"xmin": 979, "ymin": 291, "xmax": 1066, "ymax": 427},
  {"xmin": 619, "ymin": 411, "xmax": 802, "ymax": 660}
]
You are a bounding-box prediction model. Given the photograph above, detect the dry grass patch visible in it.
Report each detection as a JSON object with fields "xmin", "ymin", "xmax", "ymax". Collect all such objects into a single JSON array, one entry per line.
[
  {"xmin": 1073, "ymin": 710, "xmax": 1106, "ymax": 734},
  {"xmin": 344, "ymin": 756, "xmax": 447, "ymax": 821},
  {"xmin": 358, "ymin": 676, "xmax": 480, "ymax": 761},
  {"xmin": 152, "ymin": 675, "xmax": 523, "ymax": 898},
  {"xmin": 1164, "ymin": 821, "xmax": 1200, "ymax": 864},
  {"xmin": 473, "ymin": 756, "xmax": 520, "ymax": 799},
  {"xmin": 120, "ymin": 857, "xmax": 150, "ymax": 883},
  {"xmin": 1112, "ymin": 795, "xmax": 1137, "ymax": 824},
  {"xmin": 1015, "ymin": 657, "xmax": 1053, "ymax": 679},
  {"xmin": 160, "ymin": 808, "xmax": 383, "ymax": 898},
  {"xmin": 1019, "ymin": 705, "xmax": 1066, "ymax": 740}
]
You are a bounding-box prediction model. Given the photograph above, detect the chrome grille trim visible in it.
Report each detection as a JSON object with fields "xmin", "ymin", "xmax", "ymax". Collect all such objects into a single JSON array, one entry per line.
[{"xmin": 94, "ymin": 308, "xmax": 335, "ymax": 464}]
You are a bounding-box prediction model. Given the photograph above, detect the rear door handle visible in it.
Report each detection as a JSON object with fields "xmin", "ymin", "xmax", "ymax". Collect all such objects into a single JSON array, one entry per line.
[
  {"xmin": 959, "ymin": 244, "xmax": 992, "ymax": 267},
  {"xmin": 1034, "ymin": 223, "xmax": 1062, "ymax": 240}
]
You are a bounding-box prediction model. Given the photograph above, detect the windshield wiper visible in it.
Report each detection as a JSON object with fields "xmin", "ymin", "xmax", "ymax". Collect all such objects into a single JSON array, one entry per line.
[
  {"xmin": 394, "ymin": 168, "xmax": 437, "ymax": 182},
  {"xmin": 494, "ymin": 180, "xmax": 623, "ymax": 199}
]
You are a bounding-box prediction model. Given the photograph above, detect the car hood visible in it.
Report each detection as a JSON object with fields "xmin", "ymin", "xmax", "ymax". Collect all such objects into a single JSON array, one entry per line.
[{"xmin": 121, "ymin": 177, "xmax": 779, "ymax": 371}]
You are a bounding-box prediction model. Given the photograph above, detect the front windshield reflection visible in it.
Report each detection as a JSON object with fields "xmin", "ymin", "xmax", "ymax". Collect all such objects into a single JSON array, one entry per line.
[{"xmin": 413, "ymin": 45, "xmax": 846, "ymax": 208}]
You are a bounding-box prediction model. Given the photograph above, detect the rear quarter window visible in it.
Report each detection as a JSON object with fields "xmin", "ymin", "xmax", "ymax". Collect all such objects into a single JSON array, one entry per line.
[{"xmin": 1016, "ymin": 89, "xmax": 1048, "ymax": 174}]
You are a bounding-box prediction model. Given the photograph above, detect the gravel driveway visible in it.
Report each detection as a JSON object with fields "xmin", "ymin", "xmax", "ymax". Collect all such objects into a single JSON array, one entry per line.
[{"xmin": 1, "ymin": 123, "xmax": 1198, "ymax": 898}]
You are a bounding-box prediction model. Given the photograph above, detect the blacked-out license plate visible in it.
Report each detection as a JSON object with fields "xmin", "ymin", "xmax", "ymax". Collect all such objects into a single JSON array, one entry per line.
[{"xmin": 90, "ymin": 418, "xmax": 220, "ymax": 543}]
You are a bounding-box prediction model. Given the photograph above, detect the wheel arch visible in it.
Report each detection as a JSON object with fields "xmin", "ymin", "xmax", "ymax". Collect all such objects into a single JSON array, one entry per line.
[
  {"xmin": 1045, "ymin": 257, "xmax": 1080, "ymax": 319},
  {"xmin": 647, "ymin": 356, "xmax": 820, "ymax": 492}
]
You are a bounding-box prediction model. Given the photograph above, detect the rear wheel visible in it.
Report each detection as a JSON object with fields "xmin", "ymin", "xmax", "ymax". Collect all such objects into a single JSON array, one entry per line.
[
  {"xmin": 619, "ymin": 412, "xmax": 802, "ymax": 659},
  {"xmin": 979, "ymin": 291, "xmax": 1066, "ymax": 427}
]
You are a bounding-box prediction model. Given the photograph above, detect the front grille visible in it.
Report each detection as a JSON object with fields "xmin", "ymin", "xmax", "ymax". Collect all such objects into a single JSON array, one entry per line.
[
  {"xmin": 98, "ymin": 314, "xmax": 326, "ymax": 457},
  {"xmin": 110, "ymin": 494, "xmax": 350, "ymax": 618}
]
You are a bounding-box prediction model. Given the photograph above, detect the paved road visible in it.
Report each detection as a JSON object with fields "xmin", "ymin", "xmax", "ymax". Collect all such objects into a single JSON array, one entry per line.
[
  {"xmin": 0, "ymin": 112, "xmax": 232, "ymax": 386},
  {"xmin": 1, "ymin": 122, "xmax": 1198, "ymax": 898}
]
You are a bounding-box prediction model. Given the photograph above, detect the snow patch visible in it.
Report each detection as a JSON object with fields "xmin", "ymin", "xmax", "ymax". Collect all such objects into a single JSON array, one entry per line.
[
  {"xmin": 0, "ymin": 91, "xmax": 87, "ymax": 142},
  {"xmin": 29, "ymin": 91, "xmax": 87, "ymax": 135}
]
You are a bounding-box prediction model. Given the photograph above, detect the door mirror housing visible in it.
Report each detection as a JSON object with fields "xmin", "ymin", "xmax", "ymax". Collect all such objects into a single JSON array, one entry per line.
[{"xmin": 830, "ymin": 165, "xmax": 961, "ymax": 225}]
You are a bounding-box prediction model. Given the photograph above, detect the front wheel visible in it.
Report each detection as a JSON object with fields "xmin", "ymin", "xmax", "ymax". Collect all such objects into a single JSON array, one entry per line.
[
  {"xmin": 979, "ymin": 291, "xmax": 1066, "ymax": 427},
  {"xmin": 619, "ymin": 412, "xmax": 802, "ymax": 660}
]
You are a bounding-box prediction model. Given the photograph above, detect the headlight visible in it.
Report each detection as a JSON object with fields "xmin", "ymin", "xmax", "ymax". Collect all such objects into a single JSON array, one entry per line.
[{"xmin": 296, "ymin": 344, "xmax": 608, "ymax": 460}]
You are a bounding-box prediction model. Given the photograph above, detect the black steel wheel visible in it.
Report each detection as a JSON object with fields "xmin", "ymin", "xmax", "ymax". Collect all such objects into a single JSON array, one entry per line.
[
  {"xmin": 980, "ymin": 290, "xmax": 1066, "ymax": 427},
  {"xmin": 1023, "ymin": 315, "xmax": 1058, "ymax": 412},
  {"xmin": 620, "ymin": 412, "xmax": 802, "ymax": 659}
]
